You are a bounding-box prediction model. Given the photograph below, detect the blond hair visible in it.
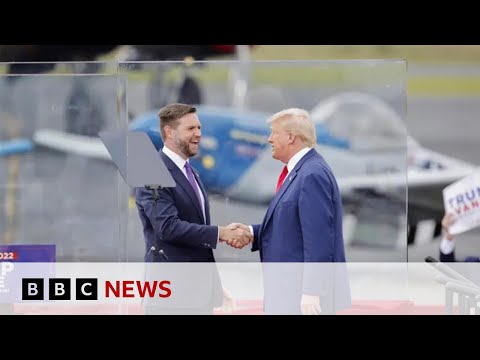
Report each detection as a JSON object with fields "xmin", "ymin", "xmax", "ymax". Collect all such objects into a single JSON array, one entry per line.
[{"xmin": 268, "ymin": 108, "xmax": 316, "ymax": 147}]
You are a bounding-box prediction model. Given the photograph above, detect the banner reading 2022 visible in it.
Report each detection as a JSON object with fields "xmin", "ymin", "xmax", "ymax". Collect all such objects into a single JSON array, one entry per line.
[{"xmin": 0, "ymin": 245, "xmax": 55, "ymax": 303}]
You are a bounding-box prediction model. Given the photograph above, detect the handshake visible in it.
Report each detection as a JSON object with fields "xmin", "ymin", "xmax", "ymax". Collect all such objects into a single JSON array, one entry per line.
[{"xmin": 219, "ymin": 223, "xmax": 252, "ymax": 249}]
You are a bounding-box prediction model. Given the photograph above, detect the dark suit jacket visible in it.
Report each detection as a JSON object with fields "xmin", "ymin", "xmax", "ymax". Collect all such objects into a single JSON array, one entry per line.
[
  {"xmin": 440, "ymin": 250, "xmax": 480, "ymax": 263},
  {"xmin": 440, "ymin": 250, "xmax": 455, "ymax": 263},
  {"xmin": 135, "ymin": 151, "xmax": 222, "ymax": 310},
  {"xmin": 136, "ymin": 151, "xmax": 218, "ymax": 262},
  {"xmin": 251, "ymin": 148, "xmax": 351, "ymax": 314}
]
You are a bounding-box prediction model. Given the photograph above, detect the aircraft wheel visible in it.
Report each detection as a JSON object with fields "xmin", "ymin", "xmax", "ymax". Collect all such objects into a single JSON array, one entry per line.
[
  {"xmin": 407, "ymin": 223, "xmax": 417, "ymax": 245},
  {"xmin": 407, "ymin": 218, "xmax": 442, "ymax": 246}
]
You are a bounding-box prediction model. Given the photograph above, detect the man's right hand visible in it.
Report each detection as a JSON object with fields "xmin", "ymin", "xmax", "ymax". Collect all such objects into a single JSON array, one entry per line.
[
  {"xmin": 219, "ymin": 226, "xmax": 252, "ymax": 248},
  {"xmin": 225, "ymin": 223, "xmax": 253, "ymax": 249},
  {"xmin": 228, "ymin": 223, "xmax": 250, "ymax": 233}
]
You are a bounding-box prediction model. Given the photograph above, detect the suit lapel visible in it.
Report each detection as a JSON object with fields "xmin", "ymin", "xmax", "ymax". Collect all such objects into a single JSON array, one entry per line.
[
  {"xmin": 262, "ymin": 149, "xmax": 317, "ymax": 231},
  {"xmin": 160, "ymin": 152, "xmax": 204, "ymax": 222},
  {"xmin": 262, "ymin": 169, "xmax": 298, "ymax": 231}
]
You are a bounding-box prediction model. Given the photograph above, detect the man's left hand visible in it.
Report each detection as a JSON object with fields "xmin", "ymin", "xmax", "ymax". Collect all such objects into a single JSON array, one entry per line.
[{"xmin": 301, "ymin": 294, "xmax": 321, "ymax": 315}]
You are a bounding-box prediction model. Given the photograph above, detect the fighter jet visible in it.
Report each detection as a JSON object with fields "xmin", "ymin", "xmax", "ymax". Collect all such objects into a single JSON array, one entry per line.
[{"xmin": 32, "ymin": 91, "xmax": 479, "ymax": 247}]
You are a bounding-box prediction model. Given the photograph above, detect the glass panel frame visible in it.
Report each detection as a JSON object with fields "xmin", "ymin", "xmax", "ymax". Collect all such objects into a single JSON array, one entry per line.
[
  {"xmin": 0, "ymin": 61, "xmax": 129, "ymax": 262},
  {"xmin": 118, "ymin": 59, "xmax": 408, "ymax": 262}
]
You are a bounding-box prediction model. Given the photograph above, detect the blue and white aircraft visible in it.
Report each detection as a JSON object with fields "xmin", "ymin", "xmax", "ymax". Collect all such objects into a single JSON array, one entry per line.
[{"xmin": 33, "ymin": 92, "xmax": 478, "ymax": 242}]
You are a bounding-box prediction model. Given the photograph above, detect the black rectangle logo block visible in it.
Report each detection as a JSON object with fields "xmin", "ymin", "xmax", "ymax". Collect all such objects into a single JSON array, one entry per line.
[
  {"xmin": 76, "ymin": 278, "xmax": 98, "ymax": 300},
  {"xmin": 22, "ymin": 279, "xmax": 44, "ymax": 300},
  {"xmin": 49, "ymin": 278, "xmax": 71, "ymax": 300}
]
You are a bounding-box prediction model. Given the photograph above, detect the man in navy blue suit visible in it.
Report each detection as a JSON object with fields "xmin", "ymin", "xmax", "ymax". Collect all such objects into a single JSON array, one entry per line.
[
  {"xmin": 135, "ymin": 103, "xmax": 250, "ymax": 314},
  {"xmin": 229, "ymin": 108, "xmax": 351, "ymax": 315}
]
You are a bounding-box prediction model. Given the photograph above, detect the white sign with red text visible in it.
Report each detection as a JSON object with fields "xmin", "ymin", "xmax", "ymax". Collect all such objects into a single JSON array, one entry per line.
[{"xmin": 443, "ymin": 171, "xmax": 480, "ymax": 235}]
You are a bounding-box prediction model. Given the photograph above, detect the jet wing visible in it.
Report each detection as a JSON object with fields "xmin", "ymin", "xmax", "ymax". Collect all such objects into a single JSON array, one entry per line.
[
  {"xmin": 338, "ymin": 155, "xmax": 478, "ymax": 223},
  {"xmin": 340, "ymin": 143, "xmax": 477, "ymax": 193},
  {"xmin": 33, "ymin": 129, "xmax": 110, "ymax": 160},
  {"xmin": 338, "ymin": 167, "xmax": 478, "ymax": 194}
]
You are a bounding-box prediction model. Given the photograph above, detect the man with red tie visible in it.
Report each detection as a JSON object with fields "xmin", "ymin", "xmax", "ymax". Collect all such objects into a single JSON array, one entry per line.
[{"xmin": 229, "ymin": 108, "xmax": 350, "ymax": 315}]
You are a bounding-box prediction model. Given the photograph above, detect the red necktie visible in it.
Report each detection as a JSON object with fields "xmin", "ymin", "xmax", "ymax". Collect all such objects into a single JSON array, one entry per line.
[{"xmin": 275, "ymin": 165, "xmax": 288, "ymax": 193}]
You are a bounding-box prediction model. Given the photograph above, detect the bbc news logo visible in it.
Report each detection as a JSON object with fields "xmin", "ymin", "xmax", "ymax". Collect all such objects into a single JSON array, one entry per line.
[
  {"xmin": 22, "ymin": 278, "xmax": 98, "ymax": 300},
  {"xmin": 21, "ymin": 278, "xmax": 172, "ymax": 300}
]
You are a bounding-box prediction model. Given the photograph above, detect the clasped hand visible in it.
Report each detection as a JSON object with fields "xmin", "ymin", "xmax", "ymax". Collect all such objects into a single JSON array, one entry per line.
[{"xmin": 219, "ymin": 223, "xmax": 252, "ymax": 249}]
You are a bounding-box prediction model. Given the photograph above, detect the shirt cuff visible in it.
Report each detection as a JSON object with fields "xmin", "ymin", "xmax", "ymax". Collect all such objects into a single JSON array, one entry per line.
[
  {"xmin": 440, "ymin": 235, "xmax": 456, "ymax": 255},
  {"xmin": 248, "ymin": 225, "xmax": 254, "ymax": 237}
]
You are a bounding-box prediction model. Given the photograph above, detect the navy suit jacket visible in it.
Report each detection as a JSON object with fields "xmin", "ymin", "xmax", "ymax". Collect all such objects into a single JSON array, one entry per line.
[
  {"xmin": 135, "ymin": 151, "xmax": 219, "ymax": 263},
  {"xmin": 440, "ymin": 251, "xmax": 455, "ymax": 263},
  {"xmin": 251, "ymin": 148, "xmax": 346, "ymax": 263},
  {"xmin": 251, "ymin": 149, "xmax": 350, "ymax": 314}
]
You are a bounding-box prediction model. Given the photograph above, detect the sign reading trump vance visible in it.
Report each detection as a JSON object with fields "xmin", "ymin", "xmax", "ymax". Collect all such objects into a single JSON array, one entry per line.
[{"xmin": 443, "ymin": 171, "xmax": 480, "ymax": 235}]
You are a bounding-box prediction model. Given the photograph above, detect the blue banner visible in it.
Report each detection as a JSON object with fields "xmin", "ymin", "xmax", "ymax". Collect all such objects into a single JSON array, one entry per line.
[
  {"xmin": 0, "ymin": 245, "xmax": 56, "ymax": 262},
  {"xmin": 0, "ymin": 245, "xmax": 56, "ymax": 304}
]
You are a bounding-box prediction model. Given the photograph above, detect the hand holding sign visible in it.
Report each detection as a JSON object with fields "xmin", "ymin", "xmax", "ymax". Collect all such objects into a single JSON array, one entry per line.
[{"xmin": 441, "ymin": 212, "xmax": 457, "ymax": 240}]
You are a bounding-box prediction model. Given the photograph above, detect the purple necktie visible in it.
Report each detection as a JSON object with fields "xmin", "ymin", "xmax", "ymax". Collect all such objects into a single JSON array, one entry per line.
[{"xmin": 185, "ymin": 161, "xmax": 202, "ymax": 207}]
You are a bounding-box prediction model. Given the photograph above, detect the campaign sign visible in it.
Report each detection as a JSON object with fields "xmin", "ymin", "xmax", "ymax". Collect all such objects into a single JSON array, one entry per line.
[
  {"xmin": 0, "ymin": 245, "xmax": 56, "ymax": 262},
  {"xmin": 0, "ymin": 245, "xmax": 55, "ymax": 303},
  {"xmin": 443, "ymin": 171, "xmax": 480, "ymax": 235}
]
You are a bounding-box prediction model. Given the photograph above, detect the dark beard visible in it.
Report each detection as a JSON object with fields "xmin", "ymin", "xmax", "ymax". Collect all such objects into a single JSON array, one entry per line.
[{"xmin": 176, "ymin": 137, "xmax": 197, "ymax": 158}]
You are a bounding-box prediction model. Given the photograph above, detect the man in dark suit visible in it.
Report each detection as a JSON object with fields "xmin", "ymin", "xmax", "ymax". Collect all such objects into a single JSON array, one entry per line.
[
  {"xmin": 229, "ymin": 108, "xmax": 351, "ymax": 315},
  {"xmin": 135, "ymin": 103, "xmax": 250, "ymax": 314}
]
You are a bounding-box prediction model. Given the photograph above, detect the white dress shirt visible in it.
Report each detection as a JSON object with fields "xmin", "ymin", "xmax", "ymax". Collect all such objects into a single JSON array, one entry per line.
[
  {"xmin": 162, "ymin": 146, "xmax": 206, "ymax": 223},
  {"xmin": 440, "ymin": 235, "xmax": 456, "ymax": 255},
  {"xmin": 286, "ymin": 147, "xmax": 313, "ymax": 174}
]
